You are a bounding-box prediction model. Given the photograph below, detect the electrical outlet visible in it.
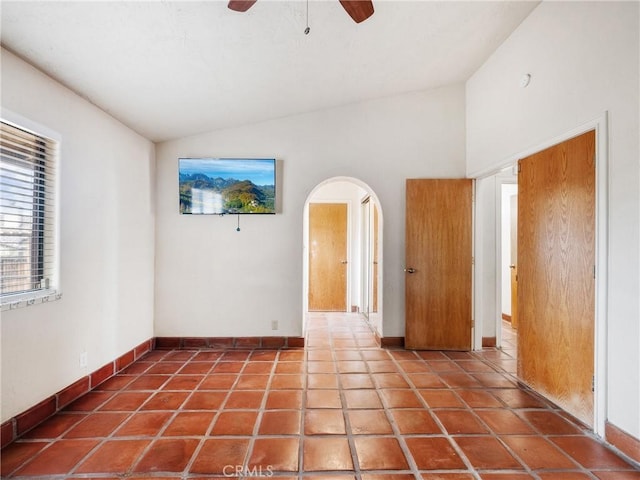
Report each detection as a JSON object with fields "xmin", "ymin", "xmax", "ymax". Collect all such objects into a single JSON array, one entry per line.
[
  {"xmin": 79, "ymin": 351, "xmax": 88, "ymax": 368},
  {"xmin": 271, "ymin": 320, "xmax": 278, "ymax": 331}
]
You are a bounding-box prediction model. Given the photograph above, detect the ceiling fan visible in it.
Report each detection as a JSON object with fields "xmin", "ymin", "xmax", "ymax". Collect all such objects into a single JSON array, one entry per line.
[{"xmin": 228, "ymin": 0, "xmax": 374, "ymax": 24}]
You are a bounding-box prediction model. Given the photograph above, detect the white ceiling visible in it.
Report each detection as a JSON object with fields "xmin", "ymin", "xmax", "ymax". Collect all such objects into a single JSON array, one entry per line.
[{"xmin": 1, "ymin": 1, "xmax": 539, "ymax": 142}]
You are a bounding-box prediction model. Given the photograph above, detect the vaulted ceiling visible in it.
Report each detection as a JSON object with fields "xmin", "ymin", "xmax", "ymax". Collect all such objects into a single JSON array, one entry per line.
[{"xmin": 1, "ymin": 1, "xmax": 539, "ymax": 142}]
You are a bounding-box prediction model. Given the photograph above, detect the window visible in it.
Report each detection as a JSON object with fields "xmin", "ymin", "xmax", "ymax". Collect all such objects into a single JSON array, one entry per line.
[{"xmin": 1, "ymin": 119, "xmax": 59, "ymax": 306}]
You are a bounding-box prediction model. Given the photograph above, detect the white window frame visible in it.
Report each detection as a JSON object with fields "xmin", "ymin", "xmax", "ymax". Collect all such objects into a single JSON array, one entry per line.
[{"xmin": 1, "ymin": 109, "xmax": 62, "ymax": 311}]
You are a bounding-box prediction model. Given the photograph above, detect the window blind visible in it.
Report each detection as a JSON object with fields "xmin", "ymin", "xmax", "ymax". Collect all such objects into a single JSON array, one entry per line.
[{"xmin": 0, "ymin": 120, "xmax": 58, "ymax": 298}]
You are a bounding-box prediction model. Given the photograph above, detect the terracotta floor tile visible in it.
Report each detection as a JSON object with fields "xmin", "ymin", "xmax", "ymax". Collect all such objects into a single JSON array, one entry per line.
[
  {"xmin": 308, "ymin": 361, "xmax": 337, "ymax": 373},
  {"xmin": 176, "ymin": 362, "xmax": 214, "ymax": 374},
  {"xmin": 454, "ymin": 436, "xmax": 521, "ymax": 469},
  {"xmin": 0, "ymin": 442, "xmax": 48, "ymax": 476},
  {"xmin": 407, "ymin": 373, "xmax": 447, "ymax": 388},
  {"xmin": 96, "ymin": 375, "xmax": 136, "ymax": 391},
  {"xmin": 15, "ymin": 439, "xmax": 99, "ymax": 476},
  {"xmin": 421, "ymin": 474, "xmax": 474, "ymax": 480},
  {"xmin": 162, "ymin": 375, "xmax": 204, "ymax": 390},
  {"xmin": 125, "ymin": 375, "xmax": 170, "ymax": 391},
  {"xmin": 457, "ymin": 360, "xmax": 497, "ymax": 373},
  {"xmin": 405, "ymin": 437, "xmax": 466, "ymax": 470},
  {"xmin": 434, "ymin": 409, "xmax": 489, "ymax": 434},
  {"xmin": 99, "ymin": 392, "xmax": 153, "ymax": 411},
  {"xmin": 271, "ymin": 374, "xmax": 304, "ymax": 389},
  {"xmin": 183, "ymin": 391, "xmax": 227, "ymax": 410},
  {"xmin": 348, "ymin": 409, "xmax": 393, "ymax": 434},
  {"xmin": 64, "ymin": 412, "xmax": 130, "ymax": 438},
  {"xmin": 340, "ymin": 373, "xmax": 375, "ymax": 389},
  {"xmin": 344, "ymin": 390, "xmax": 383, "ymax": 409},
  {"xmin": 425, "ymin": 360, "xmax": 462, "ymax": 372},
  {"xmin": 221, "ymin": 350, "xmax": 251, "ymax": 361},
  {"xmin": 114, "ymin": 411, "xmax": 172, "ymax": 437},
  {"xmin": 213, "ymin": 361, "xmax": 244, "ymax": 373},
  {"xmin": 594, "ymin": 473, "xmax": 640, "ymax": 480},
  {"xmin": 550, "ymin": 435, "xmax": 635, "ymax": 469},
  {"xmin": 516, "ymin": 410, "xmax": 582, "ymax": 435},
  {"xmin": 249, "ymin": 437, "xmax": 299, "ymax": 471},
  {"xmin": 502, "ymin": 435, "xmax": 577, "ymax": 469},
  {"xmin": 75, "ymin": 439, "xmax": 149, "ymax": 473},
  {"xmin": 189, "ymin": 438, "xmax": 250, "ymax": 474},
  {"xmin": 380, "ymin": 389, "xmax": 423, "ymax": 408},
  {"xmin": 265, "ymin": 390, "xmax": 303, "ymax": 409},
  {"xmin": 363, "ymin": 475, "xmax": 416, "ymax": 480},
  {"xmin": 198, "ymin": 374, "xmax": 238, "ymax": 390},
  {"xmin": 456, "ymin": 389, "xmax": 503, "ymax": 408},
  {"xmin": 303, "ymin": 437, "xmax": 354, "ymax": 471},
  {"xmin": 398, "ymin": 360, "xmax": 432, "ymax": 373},
  {"xmin": 391, "ymin": 409, "xmax": 441, "ymax": 434},
  {"xmin": 308, "ymin": 350, "xmax": 334, "ymax": 361},
  {"xmin": 259, "ymin": 410, "xmax": 301, "ymax": 435},
  {"xmin": 307, "ymin": 389, "xmax": 342, "ymax": 408},
  {"xmin": 537, "ymin": 473, "xmax": 594, "ymax": 480},
  {"xmin": 279, "ymin": 350, "xmax": 305, "ymax": 361},
  {"xmin": 305, "ymin": 409, "xmax": 346, "ymax": 434},
  {"xmin": 63, "ymin": 391, "xmax": 115, "ymax": 411},
  {"xmin": 141, "ymin": 391, "xmax": 189, "ymax": 410},
  {"xmin": 389, "ymin": 350, "xmax": 419, "ymax": 361},
  {"xmin": 480, "ymin": 474, "xmax": 535, "ymax": 479},
  {"xmin": 235, "ymin": 374, "xmax": 270, "ymax": 389},
  {"xmin": 335, "ymin": 350, "xmax": 362, "ymax": 360},
  {"xmin": 243, "ymin": 362, "xmax": 274, "ymax": 374},
  {"xmin": 133, "ymin": 438, "xmax": 199, "ymax": 473},
  {"xmin": 250, "ymin": 350, "xmax": 279, "ymax": 361},
  {"xmin": 211, "ymin": 411, "xmax": 259, "ymax": 435},
  {"xmin": 308, "ymin": 373, "xmax": 339, "ymax": 389},
  {"xmin": 225, "ymin": 390, "xmax": 264, "ymax": 409},
  {"xmin": 276, "ymin": 362, "xmax": 304, "ymax": 374},
  {"xmin": 475, "ymin": 410, "xmax": 534, "ymax": 435},
  {"xmin": 367, "ymin": 361, "xmax": 398, "ymax": 373},
  {"xmin": 338, "ymin": 361, "xmax": 368, "ymax": 373},
  {"xmin": 491, "ymin": 389, "xmax": 548, "ymax": 409},
  {"xmin": 419, "ymin": 389, "xmax": 465, "ymax": 408},
  {"xmin": 163, "ymin": 351, "xmax": 196, "ymax": 362},
  {"xmin": 163, "ymin": 411, "xmax": 215, "ymax": 436},
  {"xmin": 374, "ymin": 373, "xmax": 411, "ymax": 389},
  {"xmin": 439, "ymin": 373, "xmax": 484, "ymax": 389},
  {"xmin": 354, "ymin": 436, "xmax": 409, "ymax": 470},
  {"xmin": 361, "ymin": 350, "xmax": 391, "ymax": 361},
  {"xmin": 21, "ymin": 413, "xmax": 86, "ymax": 439},
  {"xmin": 148, "ymin": 362, "xmax": 185, "ymax": 374}
]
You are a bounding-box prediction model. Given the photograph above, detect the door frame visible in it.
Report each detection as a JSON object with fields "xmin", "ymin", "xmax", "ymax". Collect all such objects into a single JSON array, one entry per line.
[{"xmin": 471, "ymin": 113, "xmax": 609, "ymax": 436}]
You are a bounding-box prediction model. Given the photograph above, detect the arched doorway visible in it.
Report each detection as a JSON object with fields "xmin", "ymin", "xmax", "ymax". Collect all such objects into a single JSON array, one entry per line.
[{"xmin": 302, "ymin": 177, "xmax": 383, "ymax": 336}]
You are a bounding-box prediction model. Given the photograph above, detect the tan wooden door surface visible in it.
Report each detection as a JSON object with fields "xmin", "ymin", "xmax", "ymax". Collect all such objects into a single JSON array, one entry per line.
[
  {"xmin": 309, "ymin": 203, "xmax": 348, "ymax": 312},
  {"xmin": 405, "ymin": 179, "xmax": 472, "ymax": 350},
  {"xmin": 517, "ymin": 130, "xmax": 595, "ymax": 426}
]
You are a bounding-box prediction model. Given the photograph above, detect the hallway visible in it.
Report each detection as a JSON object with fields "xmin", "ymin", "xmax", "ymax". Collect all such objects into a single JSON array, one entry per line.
[{"xmin": 1, "ymin": 313, "xmax": 638, "ymax": 478}]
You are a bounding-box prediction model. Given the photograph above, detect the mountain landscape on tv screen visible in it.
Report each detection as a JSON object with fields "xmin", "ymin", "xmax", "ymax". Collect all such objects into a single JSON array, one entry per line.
[{"xmin": 179, "ymin": 173, "xmax": 275, "ymax": 214}]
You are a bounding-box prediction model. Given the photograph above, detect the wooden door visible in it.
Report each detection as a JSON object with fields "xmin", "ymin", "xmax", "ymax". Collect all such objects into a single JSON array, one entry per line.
[
  {"xmin": 517, "ymin": 130, "xmax": 595, "ymax": 426},
  {"xmin": 405, "ymin": 179, "xmax": 473, "ymax": 350},
  {"xmin": 309, "ymin": 203, "xmax": 348, "ymax": 311}
]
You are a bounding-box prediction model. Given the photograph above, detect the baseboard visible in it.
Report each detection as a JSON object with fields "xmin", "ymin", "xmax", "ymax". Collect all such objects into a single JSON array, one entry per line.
[
  {"xmin": 482, "ymin": 336, "xmax": 497, "ymax": 347},
  {"xmin": 606, "ymin": 421, "xmax": 640, "ymax": 464},
  {"xmin": 502, "ymin": 313, "xmax": 512, "ymax": 322},
  {"xmin": 154, "ymin": 336, "xmax": 305, "ymax": 349},
  {"xmin": 0, "ymin": 338, "xmax": 153, "ymax": 449},
  {"xmin": 0, "ymin": 334, "xmax": 306, "ymax": 449},
  {"xmin": 375, "ymin": 335, "xmax": 404, "ymax": 348}
]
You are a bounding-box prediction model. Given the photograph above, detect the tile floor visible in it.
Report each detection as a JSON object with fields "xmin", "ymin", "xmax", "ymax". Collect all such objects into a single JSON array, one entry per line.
[{"xmin": 2, "ymin": 313, "xmax": 639, "ymax": 479}]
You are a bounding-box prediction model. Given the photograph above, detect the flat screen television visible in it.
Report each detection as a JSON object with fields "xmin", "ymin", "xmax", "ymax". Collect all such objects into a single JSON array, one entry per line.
[{"xmin": 179, "ymin": 158, "xmax": 276, "ymax": 214}]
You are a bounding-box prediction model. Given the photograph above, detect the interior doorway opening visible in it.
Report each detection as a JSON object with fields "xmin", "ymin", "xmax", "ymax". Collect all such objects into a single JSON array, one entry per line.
[{"xmin": 303, "ymin": 177, "xmax": 383, "ymax": 337}]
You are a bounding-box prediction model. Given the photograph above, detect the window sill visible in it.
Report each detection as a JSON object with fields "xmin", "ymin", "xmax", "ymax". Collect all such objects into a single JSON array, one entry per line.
[{"xmin": 1, "ymin": 290, "xmax": 63, "ymax": 312}]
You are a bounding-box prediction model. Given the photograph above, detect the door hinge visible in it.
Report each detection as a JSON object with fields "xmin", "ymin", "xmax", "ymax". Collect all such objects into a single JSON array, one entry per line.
[
  {"xmin": 517, "ymin": 162, "xmax": 522, "ymax": 173},
  {"xmin": 593, "ymin": 265, "xmax": 596, "ymax": 279},
  {"xmin": 591, "ymin": 375, "xmax": 595, "ymax": 392}
]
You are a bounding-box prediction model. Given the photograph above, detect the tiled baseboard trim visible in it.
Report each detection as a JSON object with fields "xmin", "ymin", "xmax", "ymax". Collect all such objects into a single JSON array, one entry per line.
[
  {"xmin": 0, "ymin": 335, "xmax": 305, "ymax": 449},
  {"xmin": 0, "ymin": 338, "xmax": 153, "ymax": 449},
  {"xmin": 606, "ymin": 421, "xmax": 640, "ymax": 464},
  {"xmin": 155, "ymin": 336, "xmax": 305, "ymax": 349},
  {"xmin": 375, "ymin": 335, "xmax": 404, "ymax": 348}
]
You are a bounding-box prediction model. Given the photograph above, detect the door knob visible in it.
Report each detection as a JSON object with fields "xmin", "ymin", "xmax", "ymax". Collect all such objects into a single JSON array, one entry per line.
[
  {"xmin": 404, "ymin": 267, "xmax": 416, "ymax": 274},
  {"xmin": 509, "ymin": 264, "xmax": 517, "ymax": 269}
]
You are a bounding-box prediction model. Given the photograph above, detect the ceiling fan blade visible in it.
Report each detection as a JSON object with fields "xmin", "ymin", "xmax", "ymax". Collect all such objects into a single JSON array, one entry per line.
[
  {"xmin": 228, "ymin": 0, "xmax": 257, "ymax": 13},
  {"xmin": 339, "ymin": 0, "xmax": 374, "ymax": 23}
]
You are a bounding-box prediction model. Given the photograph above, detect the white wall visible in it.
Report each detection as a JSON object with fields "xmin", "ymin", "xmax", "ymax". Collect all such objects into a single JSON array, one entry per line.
[
  {"xmin": 155, "ymin": 84, "xmax": 466, "ymax": 339},
  {"xmin": 467, "ymin": 2, "xmax": 640, "ymax": 438},
  {"xmin": 0, "ymin": 49, "xmax": 156, "ymax": 421}
]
